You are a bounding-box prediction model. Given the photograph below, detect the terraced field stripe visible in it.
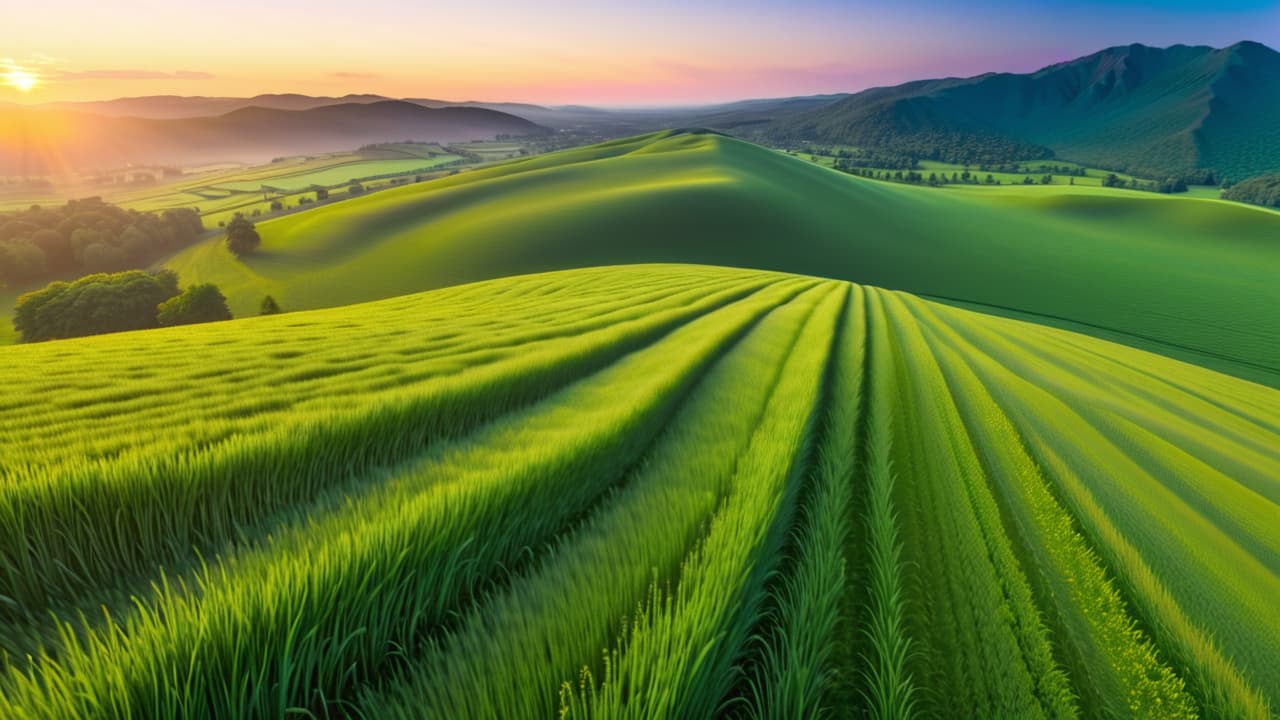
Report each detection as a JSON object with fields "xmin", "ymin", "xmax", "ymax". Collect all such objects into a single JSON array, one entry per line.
[
  {"xmin": 559, "ymin": 284, "xmax": 845, "ymax": 719},
  {"xmin": 0, "ymin": 278, "xmax": 815, "ymax": 719},
  {"xmin": 0, "ymin": 273, "xmax": 780, "ymax": 638},
  {"xmin": 729, "ymin": 284, "xmax": 867, "ymax": 719},
  {"xmin": 1, "ymin": 269, "xmax": 760, "ymax": 651},
  {"xmin": 961, "ymin": 311, "xmax": 1280, "ymax": 508},
  {"xmin": 1003, "ymin": 321, "xmax": 1280, "ymax": 436},
  {"xmin": 923, "ymin": 300, "xmax": 1280, "ymax": 709},
  {"xmin": 874, "ymin": 289, "xmax": 1075, "ymax": 719},
  {"xmin": 729, "ymin": 285, "xmax": 862, "ymax": 720},
  {"xmin": 0, "ymin": 267, "xmax": 754, "ymax": 469},
  {"xmin": 914, "ymin": 303, "xmax": 1273, "ymax": 719},
  {"xmin": 903, "ymin": 295, "xmax": 1198, "ymax": 718},
  {"xmin": 358, "ymin": 283, "xmax": 835, "ymax": 719},
  {"xmin": 857, "ymin": 287, "xmax": 917, "ymax": 720}
]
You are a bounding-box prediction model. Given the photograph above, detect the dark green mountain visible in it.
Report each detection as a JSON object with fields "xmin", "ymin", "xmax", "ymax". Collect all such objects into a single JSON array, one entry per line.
[{"xmin": 765, "ymin": 42, "xmax": 1280, "ymax": 180}]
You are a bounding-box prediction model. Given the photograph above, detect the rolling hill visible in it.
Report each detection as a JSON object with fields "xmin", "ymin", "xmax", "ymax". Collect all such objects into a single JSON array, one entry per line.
[
  {"xmin": 764, "ymin": 42, "xmax": 1280, "ymax": 180},
  {"xmin": 0, "ymin": 101, "xmax": 547, "ymax": 174},
  {"xmin": 163, "ymin": 130, "xmax": 1280, "ymax": 386},
  {"xmin": 1, "ymin": 265, "xmax": 1276, "ymax": 718}
]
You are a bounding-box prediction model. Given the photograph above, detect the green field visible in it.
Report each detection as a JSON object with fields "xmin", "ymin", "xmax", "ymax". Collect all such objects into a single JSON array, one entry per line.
[
  {"xmin": 0, "ymin": 141, "xmax": 510, "ymax": 222},
  {"xmin": 211, "ymin": 157, "xmax": 462, "ymax": 192},
  {"xmin": 161, "ymin": 130, "xmax": 1280, "ymax": 386},
  {"xmin": 0, "ymin": 264, "xmax": 1275, "ymax": 718}
]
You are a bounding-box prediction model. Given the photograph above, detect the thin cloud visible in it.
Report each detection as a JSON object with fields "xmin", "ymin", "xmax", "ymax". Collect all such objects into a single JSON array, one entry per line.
[
  {"xmin": 55, "ymin": 69, "xmax": 216, "ymax": 81},
  {"xmin": 331, "ymin": 71, "xmax": 381, "ymax": 79}
]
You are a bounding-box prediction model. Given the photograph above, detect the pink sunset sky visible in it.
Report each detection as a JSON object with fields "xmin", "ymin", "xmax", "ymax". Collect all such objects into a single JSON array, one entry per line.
[{"xmin": 3, "ymin": 0, "xmax": 1277, "ymax": 105}]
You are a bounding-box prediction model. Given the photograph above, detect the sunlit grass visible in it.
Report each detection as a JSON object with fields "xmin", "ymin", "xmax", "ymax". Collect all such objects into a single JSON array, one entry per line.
[{"xmin": 1, "ymin": 264, "xmax": 1276, "ymax": 718}]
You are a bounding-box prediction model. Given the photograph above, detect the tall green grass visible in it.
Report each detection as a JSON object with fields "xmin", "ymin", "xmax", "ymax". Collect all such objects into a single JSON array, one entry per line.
[
  {"xmin": 858, "ymin": 289, "xmax": 918, "ymax": 720},
  {"xmin": 2, "ymin": 264, "xmax": 1277, "ymax": 718},
  {"xmin": 0, "ymin": 268, "xmax": 773, "ymax": 637},
  {"xmin": 735, "ymin": 286, "xmax": 862, "ymax": 719},
  {"xmin": 361, "ymin": 285, "xmax": 832, "ymax": 719},
  {"xmin": 558, "ymin": 286, "xmax": 845, "ymax": 718}
]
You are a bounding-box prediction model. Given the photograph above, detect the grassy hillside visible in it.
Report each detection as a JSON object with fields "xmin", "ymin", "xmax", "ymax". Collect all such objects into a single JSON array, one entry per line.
[
  {"xmin": 164, "ymin": 130, "xmax": 1280, "ymax": 386},
  {"xmin": 764, "ymin": 42, "xmax": 1280, "ymax": 181},
  {"xmin": 0, "ymin": 265, "xmax": 1276, "ymax": 718}
]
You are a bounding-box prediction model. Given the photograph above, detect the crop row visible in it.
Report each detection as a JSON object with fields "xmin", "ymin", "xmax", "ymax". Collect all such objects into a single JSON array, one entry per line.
[{"xmin": 2, "ymin": 266, "xmax": 1276, "ymax": 718}]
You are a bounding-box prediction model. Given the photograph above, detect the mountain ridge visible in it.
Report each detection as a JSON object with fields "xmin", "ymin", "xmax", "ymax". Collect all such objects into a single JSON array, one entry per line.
[{"xmin": 763, "ymin": 41, "xmax": 1280, "ymax": 180}]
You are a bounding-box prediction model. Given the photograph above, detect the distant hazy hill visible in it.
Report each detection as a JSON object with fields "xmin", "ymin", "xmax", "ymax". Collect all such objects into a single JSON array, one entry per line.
[
  {"xmin": 0, "ymin": 101, "xmax": 547, "ymax": 173},
  {"xmin": 766, "ymin": 42, "xmax": 1280, "ymax": 180},
  {"xmin": 33, "ymin": 94, "xmax": 394, "ymax": 119},
  {"xmin": 16, "ymin": 92, "xmax": 853, "ymax": 132}
]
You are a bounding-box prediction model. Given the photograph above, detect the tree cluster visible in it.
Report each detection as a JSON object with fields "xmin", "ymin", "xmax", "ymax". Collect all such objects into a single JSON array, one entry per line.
[
  {"xmin": 0, "ymin": 198, "xmax": 202, "ymax": 287},
  {"xmin": 842, "ymin": 167, "xmax": 1005, "ymax": 186},
  {"xmin": 13, "ymin": 269, "xmax": 232, "ymax": 342},
  {"xmin": 1222, "ymin": 174, "xmax": 1280, "ymax": 208},
  {"xmin": 769, "ymin": 119, "xmax": 1052, "ymax": 167}
]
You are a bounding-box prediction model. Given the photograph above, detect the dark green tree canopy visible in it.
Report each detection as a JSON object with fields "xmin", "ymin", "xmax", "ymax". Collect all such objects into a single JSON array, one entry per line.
[
  {"xmin": 1223, "ymin": 174, "xmax": 1280, "ymax": 208},
  {"xmin": 0, "ymin": 198, "xmax": 202, "ymax": 287},
  {"xmin": 13, "ymin": 270, "xmax": 181, "ymax": 342},
  {"xmin": 157, "ymin": 284, "xmax": 233, "ymax": 327},
  {"xmin": 226, "ymin": 214, "xmax": 261, "ymax": 257},
  {"xmin": 259, "ymin": 295, "xmax": 282, "ymax": 315}
]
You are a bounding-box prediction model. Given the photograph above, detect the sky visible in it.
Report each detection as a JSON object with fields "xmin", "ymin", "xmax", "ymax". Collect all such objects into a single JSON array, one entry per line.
[{"xmin": 3, "ymin": 0, "xmax": 1278, "ymax": 106}]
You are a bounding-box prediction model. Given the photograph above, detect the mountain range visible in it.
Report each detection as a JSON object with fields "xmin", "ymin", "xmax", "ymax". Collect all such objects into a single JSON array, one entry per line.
[
  {"xmin": 3, "ymin": 41, "xmax": 1276, "ymax": 179},
  {"xmin": 762, "ymin": 41, "xmax": 1280, "ymax": 180},
  {"xmin": 0, "ymin": 101, "xmax": 546, "ymax": 174}
]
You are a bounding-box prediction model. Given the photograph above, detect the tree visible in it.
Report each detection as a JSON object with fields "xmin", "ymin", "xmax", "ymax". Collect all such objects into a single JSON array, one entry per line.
[
  {"xmin": 259, "ymin": 295, "xmax": 282, "ymax": 315},
  {"xmin": 1103, "ymin": 173, "xmax": 1122, "ymax": 188},
  {"xmin": 349, "ymin": 183, "xmax": 365, "ymax": 196},
  {"xmin": 157, "ymin": 284, "xmax": 233, "ymax": 327},
  {"xmin": 225, "ymin": 214, "xmax": 261, "ymax": 257}
]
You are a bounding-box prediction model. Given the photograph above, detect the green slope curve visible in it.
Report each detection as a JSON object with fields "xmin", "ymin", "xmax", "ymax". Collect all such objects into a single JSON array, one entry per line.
[{"xmin": 164, "ymin": 130, "xmax": 1280, "ymax": 386}]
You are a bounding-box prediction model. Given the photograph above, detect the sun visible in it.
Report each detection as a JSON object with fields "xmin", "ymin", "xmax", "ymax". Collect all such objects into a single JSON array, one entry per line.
[{"xmin": 5, "ymin": 69, "xmax": 38, "ymax": 92}]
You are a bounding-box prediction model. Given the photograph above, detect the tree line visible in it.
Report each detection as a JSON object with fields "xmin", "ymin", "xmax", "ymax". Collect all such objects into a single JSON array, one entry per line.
[
  {"xmin": 14, "ymin": 270, "xmax": 228, "ymax": 342},
  {"xmin": 13, "ymin": 267, "xmax": 284, "ymax": 342},
  {"xmin": 1222, "ymin": 175, "xmax": 1280, "ymax": 208},
  {"xmin": 0, "ymin": 198, "xmax": 203, "ymax": 287}
]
